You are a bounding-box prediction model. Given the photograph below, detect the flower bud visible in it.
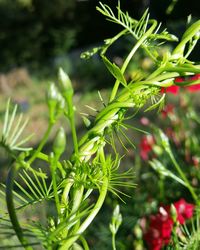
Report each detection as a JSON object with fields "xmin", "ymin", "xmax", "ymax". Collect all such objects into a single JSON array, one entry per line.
[
  {"xmin": 47, "ymin": 82, "xmax": 59, "ymax": 106},
  {"xmin": 46, "ymin": 82, "xmax": 59, "ymax": 122},
  {"xmin": 53, "ymin": 127, "xmax": 66, "ymax": 159},
  {"xmin": 158, "ymin": 129, "xmax": 170, "ymax": 151},
  {"xmin": 110, "ymin": 204, "xmax": 122, "ymax": 234},
  {"xmin": 56, "ymin": 93, "xmax": 66, "ymax": 115},
  {"xmin": 58, "ymin": 68, "xmax": 73, "ymax": 99},
  {"xmin": 170, "ymin": 203, "xmax": 177, "ymax": 223}
]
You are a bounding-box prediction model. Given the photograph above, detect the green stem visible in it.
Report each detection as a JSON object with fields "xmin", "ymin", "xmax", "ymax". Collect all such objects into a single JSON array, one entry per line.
[
  {"xmin": 60, "ymin": 177, "xmax": 108, "ymax": 250},
  {"xmin": 28, "ymin": 122, "xmax": 54, "ymax": 164},
  {"xmin": 59, "ymin": 149, "xmax": 108, "ymax": 250},
  {"xmin": 37, "ymin": 152, "xmax": 65, "ymax": 178},
  {"xmin": 158, "ymin": 176, "xmax": 164, "ymax": 201},
  {"xmin": 112, "ymin": 232, "xmax": 116, "ymax": 250},
  {"xmin": 109, "ymin": 19, "xmax": 157, "ymax": 102},
  {"xmin": 66, "ymin": 97, "xmax": 79, "ymax": 156},
  {"xmin": 80, "ymin": 236, "xmax": 90, "ymax": 250},
  {"xmin": 71, "ymin": 186, "xmax": 84, "ymax": 214},
  {"xmin": 50, "ymin": 157, "xmax": 61, "ymax": 217},
  {"xmin": 167, "ymin": 150, "xmax": 199, "ymax": 205},
  {"xmin": 6, "ymin": 164, "xmax": 33, "ymax": 250},
  {"xmin": 172, "ymin": 20, "xmax": 200, "ymax": 57}
]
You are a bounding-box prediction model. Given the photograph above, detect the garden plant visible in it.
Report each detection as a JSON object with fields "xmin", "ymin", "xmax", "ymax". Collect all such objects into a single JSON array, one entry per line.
[{"xmin": 0, "ymin": 2, "xmax": 200, "ymax": 249}]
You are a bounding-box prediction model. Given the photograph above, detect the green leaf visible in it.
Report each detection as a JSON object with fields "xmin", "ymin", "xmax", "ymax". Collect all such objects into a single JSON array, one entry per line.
[
  {"xmin": 149, "ymin": 159, "xmax": 187, "ymax": 187},
  {"xmin": 102, "ymin": 56, "xmax": 127, "ymax": 86}
]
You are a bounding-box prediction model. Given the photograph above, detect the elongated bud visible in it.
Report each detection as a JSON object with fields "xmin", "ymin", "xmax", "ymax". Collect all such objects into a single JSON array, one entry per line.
[
  {"xmin": 56, "ymin": 93, "xmax": 66, "ymax": 116},
  {"xmin": 53, "ymin": 127, "xmax": 66, "ymax": 159},
  {"xmin": 170, "ymin": 204, "xmax": 177, "ymax": 223},
  {"xmin": 58, "ymin": 68, "xmax": 73, "ymax": 98},
  {"xmin": 47, "ymin": 83, "xmax": 59, "ymax": 123},
  {"xmin": 109, "ymin": 204, "xmax": 122, "ymax": 234},
  {"xmin": 47, "ymin": 82, "xmax": 59, "ymax": 106},
  {"xmin": 158, "ymin": 129, "xmax": 170, "ymax": 151}
]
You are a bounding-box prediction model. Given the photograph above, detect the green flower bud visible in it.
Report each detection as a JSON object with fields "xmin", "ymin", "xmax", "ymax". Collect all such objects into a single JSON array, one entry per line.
[
  {"xmin": 82, "ymin": 116, "xmax": 91, "ymax": 128},
  {"xmin": 56, "ymin": 93, "xmax": 66, "ymax": 115},
  {"xmin": 47, "ymin": 82, "xmax": 59, "ymax": 123},
  {"xmin": 158, "ymin": 129, "xmax": 170, "ymax": 151},
  {"xmin": 170, "ymin": 203, "xmax": 177, "ymax": 223},
  {"xmin": 53, "ymin": 127, "xmax": 66, "ymax": 159},
  {"xmin": 110, "ymin": 204, "xmax": 122, "ymax": 234},
  {"xmin": 58, "ymin": 68, "xmax": 74, "ymax": 99},
  {"xmin": 47, "ymin": 82, "xmax": 59, "ymax": 106}
]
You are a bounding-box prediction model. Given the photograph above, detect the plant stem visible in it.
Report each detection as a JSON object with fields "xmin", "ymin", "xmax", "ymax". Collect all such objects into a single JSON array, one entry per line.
[
  {"xmin": 167, "ymin": 150, "xmax": 199, "ymax": 205},
  {"xmin": 50, "ymin": 157, "xmax": 61, "ymax": 217},
  {"xmin": 80, "ymin": 236, "xmax": 90, "ymax": 250},
  {"xmin": 28, "ymin": 122, "xmax": 54, "ymax": 164},
  {"xmin": 112, "ymin": 232, "xmax": 116, "ymax": 250},
  {"xmin": 66, "ymin": 97, "xmax": 79, "ymax": 156},
  {"xmin": 6, "ymin": 164, "xmax": 33, "ymax": 250},
  {"xmin": 59, "ymin": 149, "xmax": 108, "ymax": 250},
  {"xmin": 109, "ymin": 19, "xmax": 157, "ymax": 102}
]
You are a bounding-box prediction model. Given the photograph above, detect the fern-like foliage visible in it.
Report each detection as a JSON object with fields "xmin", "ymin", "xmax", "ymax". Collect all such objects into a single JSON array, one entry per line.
[
  {"xmin": 82, "ymin": 2, "xmax": 178, "ymax": 61},
  {"xmin": 0, "ymin": 99, "xmax": 33, "ymax": 153}
]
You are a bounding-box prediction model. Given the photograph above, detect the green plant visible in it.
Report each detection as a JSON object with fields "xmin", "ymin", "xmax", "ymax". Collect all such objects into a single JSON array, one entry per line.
[{"xmin": 0, "ymin": 2, "xmax": 200, "ymax": 249}]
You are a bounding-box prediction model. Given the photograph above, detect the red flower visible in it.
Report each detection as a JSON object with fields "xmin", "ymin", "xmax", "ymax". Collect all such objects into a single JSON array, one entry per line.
[
  {"xmin": 161, "ymin": 85, "xmax": 180, "ymax": 95},
  {"xmin": 184, "ymin": 74, "xmax": 200, "ymax": 92},
  {"xmin": 186, "ymin": 84, "xmax": 200, "ymax": 92},
  {"xmin": 144, "ymin": 207, "xmax": 173, "ymax": 250},
  {"xmin": 161, "ymin": 74, "xmax": 200, "ymax": 94},
  {"xmin": 139, "ymin": 135, "xmax": 155, "ymax": 160},
  {"xmin": 174, "ymin": 199, "xmax": 195, "ymax": 224},
  {"xmin": 144, "ymin": 199, "xmax": 195, "ymax": 249}
]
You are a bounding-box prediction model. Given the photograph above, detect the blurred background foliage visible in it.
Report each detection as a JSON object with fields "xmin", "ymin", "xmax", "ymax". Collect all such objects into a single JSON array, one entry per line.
[{"xmin": 0, "ymin": 0, "xmax": 199, "ymax": 76}]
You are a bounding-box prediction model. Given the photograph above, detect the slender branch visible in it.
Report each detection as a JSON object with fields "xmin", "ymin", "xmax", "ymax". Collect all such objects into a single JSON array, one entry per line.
[
  {"xmin": 66, "ymin": 98, "xmax": 79, "ymax": 156},
  {"xmin": 109, "ymin": 20, "xmax": 157, "ymax": 102},
  {"xmin": 167, "ymin": 150, "xmax": 199, "ymax": 205},
  {"xmin": 28, "ymin": 122, "xmax": 54, "ymax": 164},
  {"xmin": 59, "ymin": 149, "xmax": 108, "ymax": 250},
  {"xmin": 6, "ymin": 164, "xmax": 33, "ymax": 250},
  {"xmin": 50, "ymin": 156, "xmax": 61, "ymax": 217}
]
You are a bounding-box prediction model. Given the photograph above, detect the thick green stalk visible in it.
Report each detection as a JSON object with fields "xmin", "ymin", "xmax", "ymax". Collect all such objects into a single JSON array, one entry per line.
[
  {"xmin": 6, "ymin": 164, "xmax": 33, "ymax": 250},
  {"xmin": 112, "ymin": 232, "xmax": 116, "ymax": 250},
  {"xmin": 59, "ymin": 150, "xmax": 108, "ymax": 250},
  {"xmin": 61, "ymin": 177, "xmax": 108, "ymax": 249}
]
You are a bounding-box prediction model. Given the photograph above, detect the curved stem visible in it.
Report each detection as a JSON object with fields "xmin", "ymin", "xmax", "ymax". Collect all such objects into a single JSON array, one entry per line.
[
  {"xmin": 28, "ymin": 122, "xmax": 54, "ymax": 164},
  {"xmin": 50, "ymin": 157, "xmax": 61, "ymax": 217},
  {"xmin": 112, "ymin": 232, "xmax": 116, "ymax": 250},
  {"xmin": 109, "ymin": 19, "xmax": 157, "ymax": 102},
  {"xmin": 59, "ymin": 149, "xmax": 108, "ymax": 250},
  {"xmin": 6, "ymin": 164, "xmax": 33, "ymax": 250},
  {"xmin": 167, "ymin": 150, "xmax": 199, "ymax": 205}
]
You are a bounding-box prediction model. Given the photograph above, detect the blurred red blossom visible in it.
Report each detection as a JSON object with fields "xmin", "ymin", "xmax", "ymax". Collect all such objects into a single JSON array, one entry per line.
[
  {"xmin": 161, "ymin": 74, "xmax": 200, "ymax": 95},
  {"xmin": 161, "ymin": 85, "xmax": 179, "ymax": 95},
  {"xmin": 144, "ymin": 199, "xmax": 195, "ymax": 250},
  {"xmin": 140, "ymin": 117, "xmax": 150, "ymax": 126},
  {"xmin": 139, "ymin": 135, "xmax": 155, "ymax": 160},
  {"xmin": 173, "ymin": 199, "xmax": 195, "ymax": 224}
]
